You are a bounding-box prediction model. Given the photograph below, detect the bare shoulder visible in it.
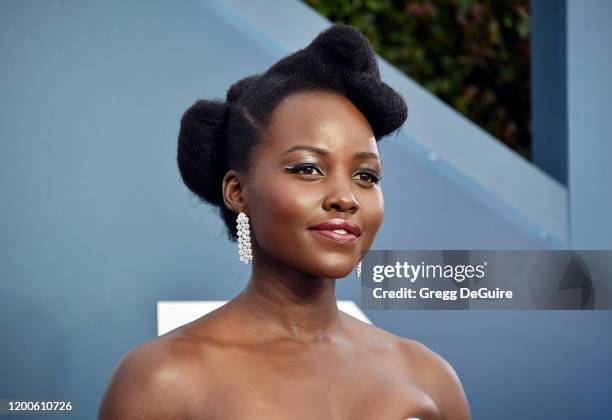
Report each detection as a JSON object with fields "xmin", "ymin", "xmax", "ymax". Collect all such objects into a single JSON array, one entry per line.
[
  {"xmin": 98, "ymin": 333, "xmax": 213, "ymax": 420},
  {"xmin": 340, "ymin": 314, "xmax": 470, "ymax": 419},
  {"xmin": 396, "ymin": 337, "xmax": 471, "ymax": 420}
]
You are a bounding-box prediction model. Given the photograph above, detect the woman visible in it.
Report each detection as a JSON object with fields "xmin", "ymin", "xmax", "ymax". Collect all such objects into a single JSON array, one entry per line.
[{"xmin": 99, "ymin": 24, "xmax": 470, "ymax": 420}]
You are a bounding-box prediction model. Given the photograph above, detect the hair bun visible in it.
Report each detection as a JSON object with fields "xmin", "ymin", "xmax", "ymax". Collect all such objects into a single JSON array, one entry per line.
[
  {"xmin": 345, "ymin": 72, "xmax": 407, "ymax": 137},
  {"xmin": 177, "ymin": 99, "xmax": 230, "ymax": 206},
  {"xmin": 309, "ymin": 24, "xmax": 380, "ymax": 78},
  {"xmin": 264, "ymin": 24, "xmax": 379, "ymax": 82},
  {"xmin": 256, "ymin": 24, "xmax": 406, "ymax": 138}
]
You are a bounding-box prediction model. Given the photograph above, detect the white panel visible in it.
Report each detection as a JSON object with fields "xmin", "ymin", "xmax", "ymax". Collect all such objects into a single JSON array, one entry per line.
[{"xmin": 157, "ymin": 300, "xmax": 371, "ymax": 336}]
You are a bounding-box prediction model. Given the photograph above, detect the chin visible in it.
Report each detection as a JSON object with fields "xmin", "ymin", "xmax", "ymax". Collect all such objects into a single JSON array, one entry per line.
[{"xmin": 310, "ymin": 260, "xmax": 357, "ymax": 279}]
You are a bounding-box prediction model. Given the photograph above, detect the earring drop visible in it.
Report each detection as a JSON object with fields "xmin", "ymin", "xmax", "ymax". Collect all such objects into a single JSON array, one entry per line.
[
  {"xmin": 236, "ymin": 212, "xmax": 252, "ymax": 264},
  {"xmin": 355, "ymin": 260, "xmax": 362, "ymax": 278}
]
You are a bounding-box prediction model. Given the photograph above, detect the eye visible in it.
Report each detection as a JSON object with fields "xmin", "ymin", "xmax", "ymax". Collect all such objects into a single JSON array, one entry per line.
[
  {"xmin": 353, "ymin": 169, "xmax": 381, "ymax": 185},
  {"xmin": 285, "ymin": 163, "xmax": 325, "ymax": 176}
]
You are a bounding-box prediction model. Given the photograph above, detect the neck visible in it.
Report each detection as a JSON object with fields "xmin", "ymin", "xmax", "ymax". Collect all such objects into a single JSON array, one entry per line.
[{"xmin": 236, "ymin": 252, "xmax": 343, "ymax": 342}]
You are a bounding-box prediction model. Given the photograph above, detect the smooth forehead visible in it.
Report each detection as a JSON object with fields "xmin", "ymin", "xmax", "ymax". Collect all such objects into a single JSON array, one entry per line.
[{"xmin": 262, "ymin": 90, "xmax": 377, "ymax": 155}]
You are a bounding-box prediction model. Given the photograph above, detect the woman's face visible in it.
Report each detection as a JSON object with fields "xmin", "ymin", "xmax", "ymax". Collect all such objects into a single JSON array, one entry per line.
[{"xmin": 247, "ymin": 90, "xmax": 384, "ymax": 279}]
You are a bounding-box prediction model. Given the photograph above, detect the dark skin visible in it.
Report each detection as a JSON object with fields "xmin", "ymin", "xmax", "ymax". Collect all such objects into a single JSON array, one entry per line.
[{"xmin": 99, "ymin": 90, "xmax": 471, "ymax": 420}]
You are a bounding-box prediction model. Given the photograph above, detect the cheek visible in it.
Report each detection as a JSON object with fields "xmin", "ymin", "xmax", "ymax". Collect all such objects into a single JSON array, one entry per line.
[{"xmin": 249, "ymin": 177, "xmax": 314, "ymax": 250}]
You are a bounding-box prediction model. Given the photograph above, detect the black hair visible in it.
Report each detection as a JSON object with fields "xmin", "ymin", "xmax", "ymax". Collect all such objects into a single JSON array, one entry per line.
[{"xmin": 177, "ymin": 24, "xmax": 408, "ymax": 242}]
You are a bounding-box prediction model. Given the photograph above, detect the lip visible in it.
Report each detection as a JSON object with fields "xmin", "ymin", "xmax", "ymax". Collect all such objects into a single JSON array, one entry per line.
[
  {"xmin": 308, "ymin": 218, "xmax": 363, "ymax": 243},
  {"xmin": 310, "ymin": 229, "xmax": 359, "ymax": 243}
]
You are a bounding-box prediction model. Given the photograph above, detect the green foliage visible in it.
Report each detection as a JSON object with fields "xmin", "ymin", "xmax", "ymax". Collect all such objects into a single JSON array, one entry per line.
[{"xmin": 303, "ymin": 0, "xmax": 531, "ymax": 159}]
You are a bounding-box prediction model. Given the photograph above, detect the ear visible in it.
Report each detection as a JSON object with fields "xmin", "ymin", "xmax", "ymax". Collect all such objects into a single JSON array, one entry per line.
[{"xmin": 222, "ymin": 169, "xmax": 248, "ymax": 214}]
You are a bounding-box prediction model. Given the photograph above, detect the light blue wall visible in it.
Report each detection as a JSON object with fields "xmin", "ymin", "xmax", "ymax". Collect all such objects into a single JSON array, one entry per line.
[
  {"xmin": 0, "ymin": 0, "xmax": 610, "ymax": 419},
  {"xmin": 567, "ymin": 0, "xmax": 612, "ymax": 249}
]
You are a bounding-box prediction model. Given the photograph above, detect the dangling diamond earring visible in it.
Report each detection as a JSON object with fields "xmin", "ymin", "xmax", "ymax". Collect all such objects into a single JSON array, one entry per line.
[
  {"xmin": 355, "ymin": 260, "xmax": 362, "ymax": 278},
  {"xmin": 236, "ymin": 212, "xmax": 252, "ymax": 264}
]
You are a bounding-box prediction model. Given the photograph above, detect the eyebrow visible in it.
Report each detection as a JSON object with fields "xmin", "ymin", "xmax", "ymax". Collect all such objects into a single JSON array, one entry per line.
[{"xmin": 282, "ymin": 145, "xmax": 382, "ymax": 165}]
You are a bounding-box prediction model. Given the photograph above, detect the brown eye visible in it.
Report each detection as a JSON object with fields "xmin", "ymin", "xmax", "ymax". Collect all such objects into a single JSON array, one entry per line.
[
  {"xmin": 353, "ymin": 170, "xmax": 381, "ymax": 185},
  {"xmin": 285, "ymin": 163, "xmax": 324, "ymax": 176}
]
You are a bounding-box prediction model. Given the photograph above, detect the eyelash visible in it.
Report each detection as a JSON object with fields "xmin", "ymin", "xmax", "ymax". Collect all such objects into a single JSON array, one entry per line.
[{"xmin": 284, "ymin": 163, "xmax": 381, "ymax": 185}]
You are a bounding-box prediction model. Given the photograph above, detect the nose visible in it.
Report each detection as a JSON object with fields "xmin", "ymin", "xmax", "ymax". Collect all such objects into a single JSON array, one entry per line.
[{"xmin": 322, "ymin": 176, "xmax": 360, "ymax": 213}]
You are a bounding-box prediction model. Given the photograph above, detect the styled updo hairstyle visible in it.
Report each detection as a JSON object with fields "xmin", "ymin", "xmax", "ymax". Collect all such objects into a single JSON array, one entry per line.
[{"xmin": 177, "ymin": 24, "xmax": 408, "ymax": 242}]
